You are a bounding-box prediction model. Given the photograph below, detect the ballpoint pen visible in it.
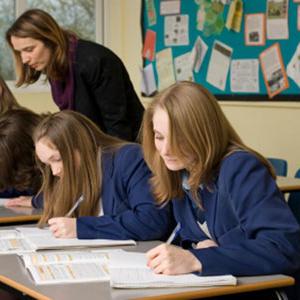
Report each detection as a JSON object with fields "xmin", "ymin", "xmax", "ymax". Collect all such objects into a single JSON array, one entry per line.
[
  {"xmin": 65, "ymin": 195, "xmax": 84, "ymax": 217},
  {"xmin": 166, "ymin": 222, "xmax": 181, "ymax": 244}
]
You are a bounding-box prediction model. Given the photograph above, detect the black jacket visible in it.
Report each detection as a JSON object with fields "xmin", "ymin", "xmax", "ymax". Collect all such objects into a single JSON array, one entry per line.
[{"xmin": 73, "ymin": 40, "xmax": 144, "ymax": 141}]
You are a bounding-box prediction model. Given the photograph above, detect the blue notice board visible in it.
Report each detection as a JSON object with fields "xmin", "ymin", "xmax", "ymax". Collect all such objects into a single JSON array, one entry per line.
[{"xmin": 141, "ymin": 0, "xmax": 300, "ymax": 100}]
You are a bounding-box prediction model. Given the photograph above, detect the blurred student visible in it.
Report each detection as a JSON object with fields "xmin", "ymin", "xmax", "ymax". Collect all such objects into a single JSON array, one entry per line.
[
  {"xmin": 0, "ymin": 109, "xmax": 41, "ymax": 199},
  {"xmin": 0, "ymin": 75, "xmax": 22, "ymax": 113},
  {"xmin": 7, "ymin": 110, "xmax": 173, "ymax": 241},
  {"xmin": 142, "ymin": 82, "xmax": 300, "ymax": 299},
  {"xmin": 6, "ymin": 9, "xmax": 144, "ymax": 141}
]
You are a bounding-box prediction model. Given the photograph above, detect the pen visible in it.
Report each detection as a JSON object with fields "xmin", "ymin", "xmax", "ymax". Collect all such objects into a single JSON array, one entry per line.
[
  {"xmin": 65, "ymin": 195, "xmax": 84, "ymax": 217},
  {"xmin": 166, "ymin": 222, "xmax": 181, "ymax": 244}
]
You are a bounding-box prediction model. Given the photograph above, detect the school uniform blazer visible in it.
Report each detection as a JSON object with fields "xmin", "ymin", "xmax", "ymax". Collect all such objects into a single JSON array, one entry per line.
[
  {"xmin": 73, "ymin": 40, "xmax": 144, "ymax": 141},
  {"xmin": 0, "ymin": 188, "xmax": 34, "ymax": 198},
  {"xmin": 173, "ymin": 151, "xmax": 300, "ymax": 276},
  {"xmin": 32, "ymin": 144, "xmax": 173, "ymax": 240}
]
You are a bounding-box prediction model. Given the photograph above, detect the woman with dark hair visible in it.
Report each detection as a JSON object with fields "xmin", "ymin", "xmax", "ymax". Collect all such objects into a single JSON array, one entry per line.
[
  {"xmin": 0, "ymin": 109, "xmax": 41, "ymax": 199},
  {"xmin": 6, "ymin": 9, "xmax": 144, "ymax": 142}
]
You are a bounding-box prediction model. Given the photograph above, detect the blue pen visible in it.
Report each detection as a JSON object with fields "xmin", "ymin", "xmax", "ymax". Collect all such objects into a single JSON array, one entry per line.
[{"xmin": 166, "ymin": 222, "xmax": 181, "ymax": 244}]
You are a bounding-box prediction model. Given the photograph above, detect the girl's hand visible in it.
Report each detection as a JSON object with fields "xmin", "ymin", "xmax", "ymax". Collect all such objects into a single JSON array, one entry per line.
[
  {"xmin": 48, "ymin": 217, "xmax": 77, "ymax": 238},
  {"xmin": 4, "ymin": 196, "xmax": 33, "ymax": 207},
  {"xmin": 146, "ymin": 243, "xmax": 202, "ymax": 275}
]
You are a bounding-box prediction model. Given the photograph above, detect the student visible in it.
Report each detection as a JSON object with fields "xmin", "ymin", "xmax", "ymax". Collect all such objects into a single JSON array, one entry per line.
[
  {"xmin": 0, "ymin": 109, "xmax": 41, "ymax": 199},
  {"xmin": 0, "ymin": 75, "xmax": 22, "ymax": 113},
  {"xmin": 6, "ymin": 9, "xmax": 144, "ymax": 142},
  {"xmin": 8, "ymin": 110, "xmax": 173, "ymax": 241},
  {"xmin": 142, "ymin": 82, "xmax": 300, "ymax": 299}
]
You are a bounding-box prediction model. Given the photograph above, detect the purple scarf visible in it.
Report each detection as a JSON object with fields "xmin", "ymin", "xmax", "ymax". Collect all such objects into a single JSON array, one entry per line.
[{"xmin": 49, "ymin": 36, "xmax": 78, "ymax": 110}]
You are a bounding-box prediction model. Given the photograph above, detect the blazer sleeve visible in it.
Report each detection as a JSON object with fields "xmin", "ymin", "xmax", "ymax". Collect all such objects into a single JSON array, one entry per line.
[
  {"xmin": 31, "ymin": 193, "xmax": 44, "ymax": 209},
  {"xmin": 189, "ymin": 153, "xmax": 300, "ymax": 276},
  {"xmin": 78, "ymin": 50, "xmax": 142, "ymax": 141},
  {"xmin": 76, "ymin": 145, "xmax": 173, "ymax": 240}
]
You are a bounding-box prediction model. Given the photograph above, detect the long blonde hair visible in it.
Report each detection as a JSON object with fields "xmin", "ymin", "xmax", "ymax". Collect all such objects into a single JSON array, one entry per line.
[
  {"xmin": 34, "ymin": 110, "xmax": 127, "ymax": 226},
  {"xmin": 142, "ymin": 81, "xmax": 275, "ymax": 205}
]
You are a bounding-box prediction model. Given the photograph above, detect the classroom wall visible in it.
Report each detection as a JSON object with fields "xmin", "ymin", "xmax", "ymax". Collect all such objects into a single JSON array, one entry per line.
[{"xmin": 13, "ymin": 0, "xmax": 300, "ymax": 175}]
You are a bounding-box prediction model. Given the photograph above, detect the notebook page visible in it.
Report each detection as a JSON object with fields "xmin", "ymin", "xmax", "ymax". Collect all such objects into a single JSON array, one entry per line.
[
  {"xmin": 27, "ymin": 262, "xmax": 110, "ymax": 285},
  {"xmin": 108, "ymin": 250, "xmax": 237, "ymax": 288},
  {"xmin": 110, "ymin": 268, "xmax": 237, "ymax": 288},
  {"xmin": 20, "ymin": 251, "xmax": 108, "ymax": 267}
]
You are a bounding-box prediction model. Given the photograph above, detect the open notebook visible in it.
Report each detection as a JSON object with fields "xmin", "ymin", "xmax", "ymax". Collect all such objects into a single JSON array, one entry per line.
[
  {"xmin": 108, "ymin": 250, "xmax": 237, "ymax": 288},
  {"xmin": 19, "ymin": 249, "xmax": 236, "ymax": 286},
  {"xmin": 19, "ymin": 250, "xmax": 113, "ymax": 284},
  {"xmin": 0, "ymin": 227, "xmax": 135, "ymax": 254}
]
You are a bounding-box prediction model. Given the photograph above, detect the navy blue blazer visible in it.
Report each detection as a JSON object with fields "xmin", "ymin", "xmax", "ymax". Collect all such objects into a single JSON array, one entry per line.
[
  {"xmin": 173, "ymin": 151, "xmax": 300, "ymax": 277},
  {"xmin": 0, "ymin": 188, "xmax": 34, "ymax": 198},
  {"xmin": 33, "ymin": 144, "xmax": 174, "ymax": 241}
]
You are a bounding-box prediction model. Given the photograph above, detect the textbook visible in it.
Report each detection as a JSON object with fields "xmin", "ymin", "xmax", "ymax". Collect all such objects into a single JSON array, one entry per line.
[
  {"xmin": 0, "ymin": 198, "xmax": 8, "ymax": 206},
  {"xmin": 108, "ymin": 250, "xmax": 237, "ymax": 288},
  {"xmin": 16, "ymin": 227, "xmax": 136, "ymax": 251},
  {"xmin": 19, "ymin": 251, "xmax": 111, "ymax": 285},
  {"xmin": 0, "ymin": 227, "xmax": 136, "ymax": 254},
  {"xmin": 0, "ymin": 230, "xmax": 33, "ymax": 254}
]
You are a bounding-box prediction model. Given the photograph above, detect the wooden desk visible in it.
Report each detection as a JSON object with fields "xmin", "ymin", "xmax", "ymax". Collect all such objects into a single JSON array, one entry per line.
[
  {"xmin": 0, "ymin": 242, "xmax": 294, "ymax": 300},
  {"xmin": 0, "ymin": 206, "xmax": 42, "ymax": 224},
  {"xmin": 277, "ymin": 176, "xmax": 300, "ymax": 193}
]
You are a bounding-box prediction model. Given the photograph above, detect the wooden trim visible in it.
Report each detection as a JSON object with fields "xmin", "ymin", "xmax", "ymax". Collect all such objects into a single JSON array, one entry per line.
[
  {"xmin": 132, "ymin": 277, "xmax": 294, "ymax": 300},
  {"xmin": 280, "ymin": 185, "xmax": 300, "ymax": 193},
  {"xmin": 0, "ymin": 215, "xmax": 40, "ymax": 224},
  {"xmin": 0, "ymin": 275, "xmax": 51, "ymax": 300},
  {"xmin": 276, "ymin": 176, "xmax": 300, "ymax": 193}
]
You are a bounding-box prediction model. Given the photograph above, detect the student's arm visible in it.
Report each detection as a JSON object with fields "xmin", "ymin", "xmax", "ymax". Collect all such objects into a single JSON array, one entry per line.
[
  {"xmin": 76, "ymin": 144, "xmax": 173, "ymax": 240},
  {"xmin": 31, "ymin": 193, "xmax": 44, "ymax": 209},
  {"xmin": 5, "ymin": 196, "xmax": 32, "ymax": 207},
  {"xmin": 189, "ymin": 153, "xmax": 300, "ymax": 276}
]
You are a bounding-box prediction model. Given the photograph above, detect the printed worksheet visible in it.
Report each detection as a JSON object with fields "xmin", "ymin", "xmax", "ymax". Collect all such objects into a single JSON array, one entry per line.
[
  {"xmin": 231, "ymin": 59, "xmax": 259, "ymax": 93},
  {"xmin": 267, "ymin": 0, "xmax": 289, "ymax": 39},
  {"xmin": 245, "ymin": 14, "xmax": 266, "ymax": 46},
  {"xmin": 190, "ymin": 36, "xmax": 208, "ymax": 73},
  {"xmin": 164, "ymin": 14, "xmax": 189, "ymax": 46},
  {"xmin": 160, "ymin": 0, "xmax": 180, "ymax": 15},
  {"xmin": 141, "ymin": 63, "xmax": 157, "ymax": 96},
  {"xmin": 259, "ymin": 43, "xmax": 289, "ymax": 98},
  {"xmin": 206, "ymin": 40, "xmax": 233, "ymax": 91},
  {"xmin": 156, "ymin": 48, "xmax": 175, "ymax": 90},
  {"xmin": 287, "ymin": 42, "xmax": 300, "ymax": 87},
  {"xmin": 174, "ymin": 52, "xmax": 194, "ymax": 82}
]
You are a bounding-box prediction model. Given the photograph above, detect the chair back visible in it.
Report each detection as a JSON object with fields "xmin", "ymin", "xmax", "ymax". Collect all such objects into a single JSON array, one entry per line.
[
  {"xmin": 288, "ymin": 168, "xmax": 300, "ymax": 224},
  {"xmin": 267, "ymin": 158, "xmax": 288, "ymax": 176}
]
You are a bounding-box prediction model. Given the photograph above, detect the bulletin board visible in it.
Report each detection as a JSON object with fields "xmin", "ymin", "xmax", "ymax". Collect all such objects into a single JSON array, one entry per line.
[{"xmin": 141, "ymin": 0, "xmax": 300, "ymax": 100}]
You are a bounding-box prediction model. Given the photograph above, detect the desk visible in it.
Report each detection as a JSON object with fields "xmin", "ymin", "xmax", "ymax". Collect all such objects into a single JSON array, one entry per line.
[
  {"xmin": 0, "ymin": 242, "xmax": 294, "ymax": 300},
  {"xmin": 277, "ymin": 176, "xmax": 300, "ymax": 193},
  {"xmin": 0, "ymin": 206, "xmax": 42, "ymax": 224}
]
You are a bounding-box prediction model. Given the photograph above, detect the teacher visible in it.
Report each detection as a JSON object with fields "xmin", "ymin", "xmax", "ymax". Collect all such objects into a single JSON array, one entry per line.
[{"xmin": 6, "ymin": 9, "xmax": 144, "ymax": 141}]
